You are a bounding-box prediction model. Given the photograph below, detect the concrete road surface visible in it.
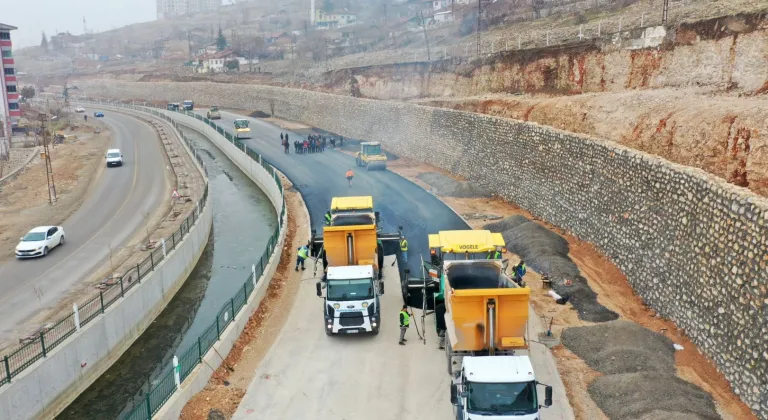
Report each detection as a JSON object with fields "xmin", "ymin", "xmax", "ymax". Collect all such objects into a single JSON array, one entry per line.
[
  {"xmin": 0, "ymin": 109, "xmax": 170, "ymax": 340},
  {"xmin": 203, "ymin": 110, "xmax": 574, "ymax": 419}
]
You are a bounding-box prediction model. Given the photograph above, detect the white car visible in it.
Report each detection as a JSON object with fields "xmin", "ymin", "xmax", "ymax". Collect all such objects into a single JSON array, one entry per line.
[
  {"xmin": 16, "ymin": 226, "xmax": 66, "ymax": 258},
  {"xmin": 106, "ymin": 148, "xmax": 123, "ymax": 167},
  {"xmin": 75, "ymin": 106, "xmax": 85, "ymax": 113}
]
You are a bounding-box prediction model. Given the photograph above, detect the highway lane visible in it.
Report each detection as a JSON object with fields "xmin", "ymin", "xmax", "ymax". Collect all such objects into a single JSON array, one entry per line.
[
  {"xmin": 210, "ymin": 110, "xmax": 468, "ymax": 273},
  {"xmin": 205, "ymin": 109, "xmax": 572, "ymax": 420},
  {"xmin": 0, "ymin": 108, "xmax": 171, "ymax": 340}
]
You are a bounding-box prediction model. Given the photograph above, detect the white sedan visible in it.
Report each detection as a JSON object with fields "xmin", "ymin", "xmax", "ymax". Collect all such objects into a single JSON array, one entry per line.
[
  {"xmin": 15, "ymin": 226, "xmax": 66, "ymax": 258},
  {"xmin": 75, "ymin": 106, "xmax": 85, "ymax": 113}
]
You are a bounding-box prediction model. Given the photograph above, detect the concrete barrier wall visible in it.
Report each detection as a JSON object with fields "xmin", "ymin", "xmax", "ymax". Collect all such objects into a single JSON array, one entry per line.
[
  {"xmin": 0, "ymin": 108, "xmax": 213, "ymax": 420},
  {"xmin": 76, "ymin": 80, "xmax": 768, "ymax": 417}
]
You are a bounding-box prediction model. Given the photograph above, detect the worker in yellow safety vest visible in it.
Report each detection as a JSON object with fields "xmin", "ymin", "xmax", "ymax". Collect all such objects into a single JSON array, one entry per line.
[
  {"xmin": 296, "ymin": 245, "xmax": 309, "ymax": 271},
  {"xmin": 400, "ymin": 236, "xmax": 408, "ymax": 264},
  {"xmin": 399, "ymin": 305, "xmax": 411, "ymax": 345},
  {"xmin": 324, "ymin": 211, "xmax": 332, "ymax": 226}
]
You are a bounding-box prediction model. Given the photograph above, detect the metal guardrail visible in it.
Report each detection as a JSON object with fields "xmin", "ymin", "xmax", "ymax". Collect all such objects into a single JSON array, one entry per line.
[
  {"xmin": 80, "ymin": 100, "xmax": 287, "ymax": 420},
  {"xmin": 0, "ymin": 104, "xmax": 210, "ymax": 390}
]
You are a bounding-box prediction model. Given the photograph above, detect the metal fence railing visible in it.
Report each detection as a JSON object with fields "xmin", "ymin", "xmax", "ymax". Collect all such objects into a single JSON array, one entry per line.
[
  {"xmin": 0, "ymin": 104, "xmax": 210, "ymax": 390},
  {"xmin": 83, "ymin": 100, "xmax": 287, "ymax": 420}
]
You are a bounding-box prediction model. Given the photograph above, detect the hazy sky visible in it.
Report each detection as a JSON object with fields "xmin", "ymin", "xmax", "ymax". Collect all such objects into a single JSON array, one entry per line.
[{"xmin": 6, "ymin": 0, "xmax": 157, "ymax": 48}]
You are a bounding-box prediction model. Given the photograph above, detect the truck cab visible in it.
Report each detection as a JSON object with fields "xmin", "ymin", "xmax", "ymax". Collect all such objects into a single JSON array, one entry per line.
[
  {"xmin": 451, "ymin": 356, "xmax": 552, "ymax": 420},
  {"xmin": 182, "ymin": 100, "xmax": 194, "ymax": 110},
  {"xmin": 317, "ymin": 265, "xmax": 380, "ymax": 335}
]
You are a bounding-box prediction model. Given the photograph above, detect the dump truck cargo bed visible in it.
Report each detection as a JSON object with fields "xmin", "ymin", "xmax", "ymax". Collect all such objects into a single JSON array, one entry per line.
[{"xmin": 444, "ymin": 263, "xmax": 530, "ymax": 352}]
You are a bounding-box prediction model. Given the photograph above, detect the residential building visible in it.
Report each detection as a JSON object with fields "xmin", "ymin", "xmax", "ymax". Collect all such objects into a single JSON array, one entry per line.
[
  {"xmin": 0, "ymin": 23, "xmax": 19, "ymax": 142},
  {"xmin": 433, "ymin": 10, "xmax": 454, "ymax": 23},
  {"xmin": 314, "ymin": 10, "xmax": 357, "ymax": 29},
  {"xmin": 196, "ymin": 50, "xmax": 236, "ymax": 73},
  {"xmin": 157, "ymin": 0, "xmax": 222, "ymax": 19}
]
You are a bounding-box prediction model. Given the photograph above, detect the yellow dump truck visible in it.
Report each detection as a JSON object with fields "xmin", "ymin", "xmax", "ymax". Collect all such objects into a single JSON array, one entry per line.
[
  {"xmin": 408, "ymin": 230, "xmax": 553, "ymax": 419},
  {"xmin": 311, "ymin": 196, "xmax": 401, "ymax": 335}
]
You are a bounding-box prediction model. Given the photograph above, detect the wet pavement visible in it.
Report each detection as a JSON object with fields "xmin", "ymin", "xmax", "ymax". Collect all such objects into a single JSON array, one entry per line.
[{"xmin": 58, "ymin": 127, "xmax": 277, "ymax": 419}]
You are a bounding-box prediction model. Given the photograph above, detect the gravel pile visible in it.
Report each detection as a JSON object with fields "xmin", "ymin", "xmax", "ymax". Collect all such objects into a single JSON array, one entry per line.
[
  {"xmin": 417, "ymin": 172, "xmax": 491, "ymax": 198},
  {"xmin": 561, "ymin": 320, "xmax": 675, "ymax": 374},
  {"xmin": 589, "ymin": 373, "xmax": 721, "ymax": 420},
  {"xmin": 563, "ymin": 321, "xmax": 721, "ymax": 420},
  {"xmin": 484, "ymin": 216, "xmax": 618, "ymax": 322}
]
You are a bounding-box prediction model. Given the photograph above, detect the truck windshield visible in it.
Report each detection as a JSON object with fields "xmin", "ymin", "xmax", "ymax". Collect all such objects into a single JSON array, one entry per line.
[
  {"xmin": 327, "ymin": 278, "xmax": 374, "ymax": 301},
  {"xmin": 467, "ymin": 381, "xmax": 538, "ymax": 415},
  {"xmin": 234, "ymin": 120, "xmax": 249, "ymax": 129},
  {"xmin": 364, "ymin": 145, "xmax": 381, "ymax": 155}
]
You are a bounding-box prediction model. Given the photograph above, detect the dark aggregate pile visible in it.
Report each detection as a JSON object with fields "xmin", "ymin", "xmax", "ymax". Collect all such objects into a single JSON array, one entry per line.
[
  {"xmin": 561, "ymin": 320, "xmax": 675, "ymax": 374},
  {"xmin": 416, "ymin": 172, "xmax": 491, "ymax": 198},
  {"xmin": 589, "ymin": 373, "xmax": 721, "ymax": 420},
  {"xmin": 563, "ymin": 321, "xmax": 721, "ymax": 420},
  {"xmin": 484, "ymin": 215, "xmax": 618, "ymax": 322}
]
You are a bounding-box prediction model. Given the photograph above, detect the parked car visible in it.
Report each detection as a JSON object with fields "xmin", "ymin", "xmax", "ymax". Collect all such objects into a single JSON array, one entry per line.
[
  {"xmin": 75, "ymin": 106, "xmax": 85, "ymax": 113},
  {"xmin": 106, "ymin": 148, "xmax": 123, "ymax": 167},
  {"xmin": 93, "ymin": 111, "xmax": 104, "ymax": 117},
  {"xmin": 16, "ymin": 226, "xmax": 65, "ymax": 258}
]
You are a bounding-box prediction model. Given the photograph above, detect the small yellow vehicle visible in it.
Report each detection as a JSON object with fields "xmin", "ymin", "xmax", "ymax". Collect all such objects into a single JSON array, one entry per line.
[{"xmin": 355, "ymin": 142, "xmax": 387, "ymax": 171}]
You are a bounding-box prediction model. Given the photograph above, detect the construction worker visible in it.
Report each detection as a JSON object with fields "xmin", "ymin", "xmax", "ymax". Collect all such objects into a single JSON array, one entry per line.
[
  {"xmin": 345, "ymin": 169, "xmax": 354, "ymax": 187},
  {"xmin": 399, "ymin": 305, "xmax": 411, "ymax": 345},
  {"xmin": 324, "ymin": 211, "xmax": 332, "ymax": 226},
  {"xmin": 296, "ymin": 244, "xmax": 309, "ymax": 271},
  {"xmin": 280, "ymin": 133, "xmax": 284, "ymax": 142},
  {"xmin": 513, "ymin": 260, "xmax": 527, "ymax": 286},
  {"xmin": 399, "ymin": 235, "xmax": 408, "ymax": 264},
  {"xmin": 487, "ymin": 247, "xmax": 502, "ymax": 259},
  {"xmin": 84, "ymin": 115, "xmax": 88, "ymax": 122}
]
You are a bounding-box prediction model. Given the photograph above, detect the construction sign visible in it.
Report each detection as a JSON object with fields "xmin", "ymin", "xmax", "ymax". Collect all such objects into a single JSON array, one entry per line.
[{"xmin": 171, "ymin": 189, "xmax": 180, "ymax": 199}]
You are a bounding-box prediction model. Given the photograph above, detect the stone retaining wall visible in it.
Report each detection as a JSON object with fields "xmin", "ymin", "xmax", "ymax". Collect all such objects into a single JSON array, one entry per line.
[{"xmin": 76, "ymin": 80, "xmax": 768, "ymax": 418}]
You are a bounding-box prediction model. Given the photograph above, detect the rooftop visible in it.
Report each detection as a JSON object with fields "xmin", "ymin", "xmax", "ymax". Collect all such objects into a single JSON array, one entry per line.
[
  {"xmin": 462, "ymin": 355, "xmax": 536, "ymax": 383},
  {"xmin": 0, "ymin": 23, "xmax": 18, "ymax": 31}
]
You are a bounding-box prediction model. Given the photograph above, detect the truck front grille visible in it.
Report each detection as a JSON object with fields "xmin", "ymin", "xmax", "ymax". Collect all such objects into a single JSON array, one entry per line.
[{"xmin": 339, "ymin": 312, "xmax": 365, "ymax": 327}]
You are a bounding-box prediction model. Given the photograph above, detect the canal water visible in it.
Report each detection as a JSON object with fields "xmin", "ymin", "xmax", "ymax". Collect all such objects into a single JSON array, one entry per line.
[{"xmin": 59, "ymin": 127, "xmax": 278, "ymax": 419}]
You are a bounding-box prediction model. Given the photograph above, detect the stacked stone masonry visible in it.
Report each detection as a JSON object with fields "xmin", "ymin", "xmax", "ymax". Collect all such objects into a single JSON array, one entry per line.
[{"xmin": 77, "ymin": 80, "xmax": 768, "ymax": 418}]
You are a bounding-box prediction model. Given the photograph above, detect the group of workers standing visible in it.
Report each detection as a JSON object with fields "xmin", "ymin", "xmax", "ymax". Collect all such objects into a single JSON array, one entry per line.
[{"xmin": 280, "ymin": 133, "xmax": 344, "ymax": 155}]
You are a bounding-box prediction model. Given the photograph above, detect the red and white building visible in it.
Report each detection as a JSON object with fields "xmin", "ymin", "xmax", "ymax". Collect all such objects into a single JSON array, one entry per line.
[{"xmin": 0, "ymin": 23, "xmax": 19, "ymax": 140}]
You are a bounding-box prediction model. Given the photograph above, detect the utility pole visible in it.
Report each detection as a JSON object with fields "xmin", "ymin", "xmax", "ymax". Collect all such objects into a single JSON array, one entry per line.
[
  {"xmin": 187, "ymin": 31, "xmax": 192, "ymax": 60},
  {"xmin": 39, "ymin": 113, "xmax": 57, "ymax": 204},
  {"xmin": 476, "ymin": 0, "xmax": 492, "ymax": 55},
  {"xmin": 419, "ymin": 10, "xmax": 431, "ymax": 61},
  {"xmin": 662, "ymin": 0, "xmax": 670, "ymax": 25}
]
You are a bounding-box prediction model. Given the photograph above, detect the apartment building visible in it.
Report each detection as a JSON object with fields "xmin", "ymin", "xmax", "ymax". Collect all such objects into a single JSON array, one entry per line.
[
  {"xmin": 157, "ymin": 0, "xmax": 222, "ymax": 19},
  {"xmin": 0, "ymin": 23, "xmax": 19, "ymax": 141}
]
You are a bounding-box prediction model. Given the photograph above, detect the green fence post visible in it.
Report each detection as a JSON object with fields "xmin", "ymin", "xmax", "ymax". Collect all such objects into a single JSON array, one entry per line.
[
  {"xmin": 216, "ymin": 317, "xmax": 220, "ymax": 339},
  {"xmin": 198, "ymin": 337, "xmax": 203, "ymax": 363},
  {"xmin": 3, "ymin": 356, "xmax": 10, "ymax": 383},
  {"xmin": 120, "ymin": 277, "xmax": 125, "ymax": 297},
  {"xmin": 150, "ymin": 252, "xmax": 154, "ymax": 271},
  {"xmin": 100, "ymin": 291, "xmax": 105, "ymax": 314},
  {"xmin": 137, "ymin": 263, "xmax": 141, "ymax": 280},
  {"xmin": 146, "ymin": 393, "xmax": 152, "ymax": 419},
  {"xmin": 40, "ymin": 332, "xmax": 47, "ymax": 357},
  {"xmin": 243, "ymin": 283, "xmax": 248, "ymax": 301},
  {"xmin": 230, "ymin": 298, "xmax": 235, "ymax": 318}
]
